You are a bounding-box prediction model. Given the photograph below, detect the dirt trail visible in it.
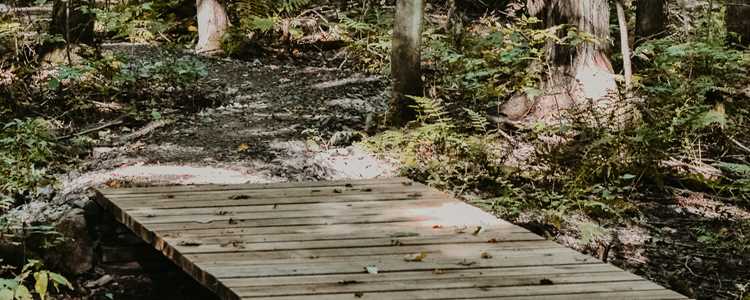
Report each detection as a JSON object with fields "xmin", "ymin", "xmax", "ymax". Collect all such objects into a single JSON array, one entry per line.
[{"xmin": 76, "ymin": 45, "xmax": 396, "ymax": 188}]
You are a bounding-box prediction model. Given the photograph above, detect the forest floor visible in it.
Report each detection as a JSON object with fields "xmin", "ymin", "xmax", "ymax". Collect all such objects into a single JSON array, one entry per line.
[
  {"xmin": 12, "ymin": 44, "xmax": 747, "ymax": 299},
  {"xmin": 69, "ymin": 44, "xmax": 396, "ymax": 189}
]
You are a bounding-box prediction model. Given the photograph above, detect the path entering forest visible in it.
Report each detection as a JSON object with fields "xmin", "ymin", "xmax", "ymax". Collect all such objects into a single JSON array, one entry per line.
[{"xmin": 71, "ymin": 45, "xmax": 396, "ymax": 190}]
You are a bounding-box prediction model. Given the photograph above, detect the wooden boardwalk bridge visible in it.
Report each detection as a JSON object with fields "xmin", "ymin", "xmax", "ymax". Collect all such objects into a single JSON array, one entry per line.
[{"xmin": 94, "ymin": 177, "xmax": 687, "ymax": 299}]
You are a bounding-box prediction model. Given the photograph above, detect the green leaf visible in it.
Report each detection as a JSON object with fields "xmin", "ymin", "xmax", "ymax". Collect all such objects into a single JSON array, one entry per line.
[
  {"xmin": 714, "ymin": 162, "xmax": 750, "ymax": 177},
  {"xmin": 47, "ymin": 78, "xmax": 60, "ymax": 90},
  {"xmin": 150, "ymin": 110, "xmax": 162, "ymax": 121},
  {"xmin": 0, "ymin": 289, "xmax": 13, "ymax": 300},
  {"xmin": 13, "ymin": 285, "xmax": 32, "ymax": 300},
  {"xmin": 34, "ymin": 272, "xmax": 48, "ymax": 300},
  {"xmin": 693, "ymin": 110, "xmax": 727, "ymax": 129},
  {"xmin": 47, "ymin": 273, "xmax": 71, "ymax": 290}
]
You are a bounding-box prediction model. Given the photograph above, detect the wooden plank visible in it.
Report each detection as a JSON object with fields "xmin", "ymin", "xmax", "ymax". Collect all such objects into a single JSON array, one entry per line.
[
  {"xmin": 100, "ymin": 177, "xmax": 411, "ymax": 195},
  {"xmin": 169, "ymin": 231, "xmax": 545, "ymax": 254},
  {"xmin": 135, "ymin": 202, "xmax": 454, "ymax": 224},
  {"xmin": 184, "ymin": 241, "xmax": 559, "ymax": 264},
  {"xmin": 160, "ymin": 225, "xmax": 528, "ymax": 245},
  {"xmin": 233, "ymin": 271, "xmax": 643, "ymax": 297},
  {"xmin": 200, "ymin": 250, "xmax": 598, "ymax": 278},
  {"xmin": 113, "ymin": 191, "xmax": 447, "ymax": 210},
  {"xmin": 220, "ymin": 264, "xmax": 620, "ymax": 287},
  {"xmin": 189, "ymin": 244, "xmax": 576, "ymax": 266},
  {"xmin": 107, "ymin": 186, "xmax": 434, "ymax": 205},
  {"xmin": 126, "ymin": 198, "xmax": 452, "ymax": 217},
  {"xmin": 471, "ymin": 290, "xmax": 689, "ymax": 300},
  {"xmin": 241, "ymin": 281, "xmax": 668, "ymax": 300},
  {"xmin": 114, "ymin": 191, "xmax": 447, "ymax": 210},
  {"xmin": 160, "ymin": 222, "xmax": 521, "ymax": 240}
]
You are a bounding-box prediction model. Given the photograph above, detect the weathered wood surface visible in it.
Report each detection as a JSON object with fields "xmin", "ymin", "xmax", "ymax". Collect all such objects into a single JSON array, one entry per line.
[{"xmin": 95, "ymin": 177, "xmax": 687, "ymax": 300}]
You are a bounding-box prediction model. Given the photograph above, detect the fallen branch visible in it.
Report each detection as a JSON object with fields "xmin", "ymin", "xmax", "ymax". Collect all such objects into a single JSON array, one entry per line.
[
  {"xmin": 56, "ymin": 119, "xmax": 124, "ymax": 141},
  {"xmin": 116, "ymin": 119, "xmax": 173, "ymax": 145},
  {"xmin": 729, "ymin": 137, "xmax": 750, "ymax": 154}
]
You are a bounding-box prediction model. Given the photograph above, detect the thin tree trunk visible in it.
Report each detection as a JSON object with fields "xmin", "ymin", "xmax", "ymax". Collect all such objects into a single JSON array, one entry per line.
[
  {"xmin": 616, "ymin": 0, "xmax": 632, "ymax": 90},
  {"xmin": 50, "ymin": 0, "xmax": 94, "ymax": 45},
  {"xmin": 635, "ymin": 0, "xmax": 667, "ymax": 45},
  {"xmin": 195, "ymin": 0, "xmax": 229, "ymax": 55},
  {"xmin": 726, "ymin": 0, "xmax": 750, "ymax": 47},
  {"xmin": 388, "ymin": 0, "xmax": 424, "ymax": 126}
]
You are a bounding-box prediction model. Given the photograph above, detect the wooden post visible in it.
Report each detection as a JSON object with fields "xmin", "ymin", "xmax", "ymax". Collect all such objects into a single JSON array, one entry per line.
[{"xmin": 388, "ymin": 0, "xmax": 424, "ymax": 127}]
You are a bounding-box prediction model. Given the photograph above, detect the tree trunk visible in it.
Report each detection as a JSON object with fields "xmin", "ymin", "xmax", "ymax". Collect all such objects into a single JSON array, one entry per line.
[
  {"xmin": 503, "ymin": 0, "xmax": 619, "ymax": 124},
  {"xmin": 616, "ymin": 0, "xmax": 632, "ymax": 90},
  {"xmin": 195, "ymin": 0, "xmax": 229, "ymax": 55},
  {"xmin": 635, "ymin": 0, "xmax": 667, "ymax": 45},
  {"xmin": 388, "ymin": 0, "xmax": 424, "ymax": 126},
  {"xmin": 50, "ymin": 0, "xmax": 95, "ymax": 45},
  {"xmin": 726, "ymin": 0, "xmax": 750, "ymax": 47}
]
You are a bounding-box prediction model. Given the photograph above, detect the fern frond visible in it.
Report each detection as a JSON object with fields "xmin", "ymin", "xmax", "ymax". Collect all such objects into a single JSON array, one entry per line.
[
  {"xmin": 463, "ymin": 108, "xmax": 489, "ymax": 132},
  {"xmin": 409, "ymin": 96, "xmax": 452, "ymax": 124},
  {"xmin": 232, "ymin": 0, "xmax": 311, "ymax": 17}
]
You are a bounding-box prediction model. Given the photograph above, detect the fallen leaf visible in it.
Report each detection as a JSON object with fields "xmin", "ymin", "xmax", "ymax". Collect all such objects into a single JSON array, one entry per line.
[
  {"xmin": 237, "ymin": 143, "xmax": 250, "ymax": 151},
  {"xmin": 333, "ymin": 188, "xmax": 342, "ymax": 193},
  {"xmin": 354, "ymin": 292, "xmax": 364, "ymax": 298},
  {"xmin": 404, "ymin": 252, "xmax": 427, "ymax": 262},
  {"xmin": 364, "ymin": 265, "xmax": 378, "ymax": 274},
  {"xmin": 220, "ymin": 240, "xmax": 245, "ymax": 248},
  {"xmin": 432, "ymin": 225, "xmax": 443, "ymax": 229},
  {"xmin": 487, "ymin": 238, "xmax": 498, "ymax": 243},
  {"xmin": 177, "ymin": 241, "xmax": 202, "ymax": 247},
  {"xmin": 480, "ymin": 251, "xmax": 493, "ymax": 259},
  {"xmin": 390, "ymin": 239, "xmax": 403, "ymax": 246},
  {"xmin": 539, "ymin": 278, "xmax": 554, "ymax": 285},
  {"xmin": 472, "ymin": 226, "xmax": 483, "ymax": 236},
  {"xmin": 344, "ymin": 183, "xmax": 354, "ymax": 188},
  {"xmin": 228, "ymin": 218, "xmax": 238, "ymax": 224},
  {"xmin": 229, "ymin": 194, "xmax": 251, "ymax": 200}
]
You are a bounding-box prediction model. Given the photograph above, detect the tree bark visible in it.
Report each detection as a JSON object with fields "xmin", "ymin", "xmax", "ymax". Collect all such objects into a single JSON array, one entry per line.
[
  {"xmin": 503, "ymin": 0, "xmax": 619, "ymax": 124},
  {"xmin": 616, "ymin": 0, "xmax": 632, "ymax": 90},
  {"xmin": 50, "ymin": 0, "xmax": 95, "ymax": 45},
  {"xmin": 726, "ymin": 0, "xmax": 750, "ymax": 47},
  {"xmin": 388, "ymin": 0, "xmax": 424, "ymax": 126},
  {"xmin": 635, "ymin": 0, "xmax": 667, "ymax": 45},
  {"xmin": 195, "ymin": 0, "xmax": 229, "ymax": 55}
]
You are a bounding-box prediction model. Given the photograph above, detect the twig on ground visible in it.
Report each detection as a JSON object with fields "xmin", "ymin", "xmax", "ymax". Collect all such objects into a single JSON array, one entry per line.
[
  {"xmin": 729, "ymin": 137, "xmax": 750, "ymax": 154},
  {"xmin": 56, "ymin": 119, "xmax": 124, "ymax": 141}
]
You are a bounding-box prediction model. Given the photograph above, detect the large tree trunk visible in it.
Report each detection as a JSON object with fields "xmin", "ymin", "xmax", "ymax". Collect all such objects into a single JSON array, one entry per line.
[
  {"xmin": 388, "ymin": 0, "xmax": 424, "ymax": 127},
  {"xmin": 726, "ymin": 0, "xmax": 750, "ymax": 47},
  {"xmin": 195, "ymin": 0, "xmax": 229, "ymax": 55},
  {"xmin": 635, "ymin": 0, "xmax": 667, "ymax": 45},
  {"xmin": 503, "ymin": 0, "xmax": 619, "ymax": 124}
]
